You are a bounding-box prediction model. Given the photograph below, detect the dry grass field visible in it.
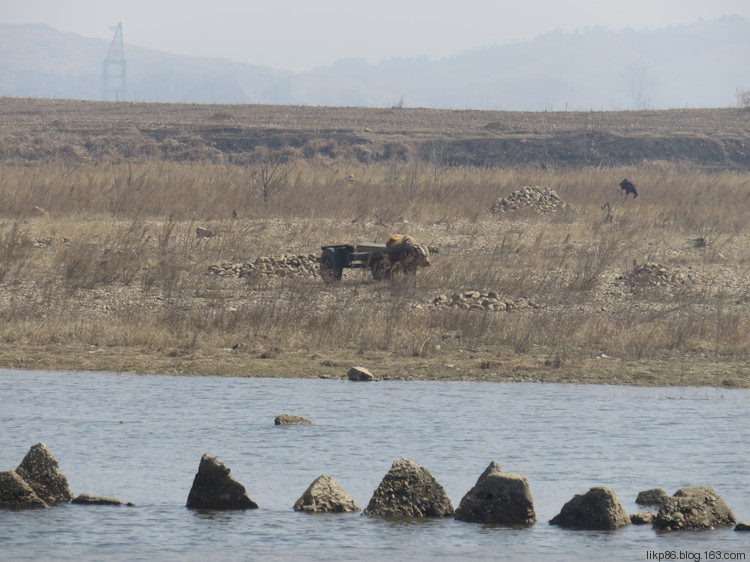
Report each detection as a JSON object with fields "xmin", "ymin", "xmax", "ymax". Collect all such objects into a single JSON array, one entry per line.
[{"xmin": 1, "ymin": 98, "xmax": 749, "ymax": 387}]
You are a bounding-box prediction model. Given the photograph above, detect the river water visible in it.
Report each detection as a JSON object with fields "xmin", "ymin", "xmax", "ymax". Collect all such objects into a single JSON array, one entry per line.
[{"xmin": 0, "ymin": 369, "xmax": 748, "ymax": 561}]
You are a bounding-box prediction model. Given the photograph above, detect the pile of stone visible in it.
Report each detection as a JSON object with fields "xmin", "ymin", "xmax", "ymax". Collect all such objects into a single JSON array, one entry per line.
[
  {"xmin": 363, "ymin": 458, "xmax": 454, "ymax": 518},
  {"xmin": 653, "ymin": 487, "xmax": 736, "ymax": 531},
  {"xmin": 294, "ymin": 474, "xmax": 359, "ymax": 513},
  {"xmin": 430, "ymin": 291, "xmax": 542, "ymax": 312},
  {"xmin": 615, "ymin": 262, "xmax": 694, "ymax": 289},
  {"xmin": 490, "ymin": 185, "xmax": 569, "ymax": 214},
  {"xmin": 0, "ymin": 443, "xmax": 73, "ymax": 509},
  {"xmin": 455, "ymin": 461, "xmax": 536, "ymax": 525},
  {"xmin": 208, "ymin": 254, "xmax": 319, "ymax": 279},
  {"xmin": 550, "ymin": 486, "xmax": 631, "ymax": 530}
]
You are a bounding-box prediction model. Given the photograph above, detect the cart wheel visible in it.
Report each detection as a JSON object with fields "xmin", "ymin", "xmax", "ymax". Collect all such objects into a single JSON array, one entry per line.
[
  {"xmin": 370, "ymin": 257, "xmax": 391, "ymax": 281},
  {"xmin": 320, "ymin": 248, "xmax": 343, "ymax": 283}
]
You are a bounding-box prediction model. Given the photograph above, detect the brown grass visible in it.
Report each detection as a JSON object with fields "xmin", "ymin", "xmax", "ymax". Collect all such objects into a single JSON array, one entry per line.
[{"xmin": 0, "ymin": 99, "xmax": 749, "ymax": 387}]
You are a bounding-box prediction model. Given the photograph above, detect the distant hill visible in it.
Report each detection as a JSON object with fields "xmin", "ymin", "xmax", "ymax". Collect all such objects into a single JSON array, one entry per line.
[{"xmin": 1, "ymin": 17, "xmax": 749, "ymax": 110}]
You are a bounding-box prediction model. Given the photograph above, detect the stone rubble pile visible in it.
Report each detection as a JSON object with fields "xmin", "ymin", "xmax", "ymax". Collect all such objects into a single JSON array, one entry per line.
[
  {"xmin": 430, "ymin": 291, "xmax": 542, "ymax": 312},
  {"xmin": 616, "ymin": 262, "xmax": 694, "ymax": 289},
  {"xmin": 550, "ymin": 486, "xmax": 631, "ymax": 530},
  {"xmin": 490, "ymin": 185, "xmax": 569, "ymax": 214},
  {"xmin": 363, "ymin": 458, "xmax": 454, "ymax": 518},
  {"xmin": 208, "ymin": 254, "xmax": 320, "ymax": 279},
  {"xmin": 653, "ymin": 487, "xmax": 736, "ymax": 531},
  {"xmin": 293, "ymin": 474, "xmax": 360, "ymax": 513}
]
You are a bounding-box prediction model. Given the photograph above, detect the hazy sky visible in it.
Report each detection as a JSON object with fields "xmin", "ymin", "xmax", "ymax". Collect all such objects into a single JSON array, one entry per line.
[{"xmin": 2, "ymin": 0, "xmax": 749, "ymax": 72}]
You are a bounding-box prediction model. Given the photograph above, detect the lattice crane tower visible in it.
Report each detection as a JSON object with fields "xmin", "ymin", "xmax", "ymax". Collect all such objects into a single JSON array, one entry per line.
[{"xmin": 102, "ymin": 22, "xmax": 127, "ymax": 101}]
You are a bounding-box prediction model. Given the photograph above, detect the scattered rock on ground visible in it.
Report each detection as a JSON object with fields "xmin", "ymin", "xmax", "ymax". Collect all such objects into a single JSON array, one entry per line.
[
  {"xmin": 293, "ymin": 474, "xmax": 360, "ymax": 513},
  {"xmin": 274, "ymin": 414, "xmax": 313, "ymax": 425},
  {"xmin": 636, "ymin": 488, "xmax": 669, "ymax": 507},
  {"xmin": 455, "ymin": 460, "xmax": 536, "ymax": 525},
  {"xmin": 430, "ymin": 291, "xmax": 541, "ymax": 312},
  {"xmin": 208, "ymin": 254, "xmax": 319, "ymax": 279},
  {"xmin": 0, "ymin": 470, "xmax": 47, "ymax": 509},
  {"xmin": 490, "ymin": 185, "xmax": 569, "ymax": 214},
  {"xmin": 15, "ymin": 443, "xmax": 73, "ymax": 505},
  {"xmin": 347, "ymin": 366, "xmax": 375, "ymax": 381},
  {"xmin": 363, "ymin": 458, "xmax": 454, "ymax": 518},
  {"xmin": 653, "ymin": 487, "xmax": 735, "ymax": 531},
  {"xmin": 549, "ymin": 486, "xmax": 630, "ymax": 530},
  {"xmin": 186, "ymin": 453, "xmax": 258, "ymax": 510}
]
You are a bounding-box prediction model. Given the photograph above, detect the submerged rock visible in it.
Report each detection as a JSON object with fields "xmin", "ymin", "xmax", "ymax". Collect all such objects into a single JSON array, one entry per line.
[
  {"xmin": 653, "ymin": 487, "xmax": 735, "ymax": 531},
  {"xmin": 72, "ymin": 494, "xmax": 133, "ymax": 506},
  {"xmin": 0, "ymin": 471, "xmax": 47, "ymax": 509},
  {"xmin": 274, "ymin": 414, "xmax": 313, "ymax": 425},
  {"xmin": 293, "ymin": 474, "xmax": 359, "ymax": 513},
  {"xmin": 186, "ymin": 453, "xmax": 258, "ymax": 510},
  {"xmin": 455, "ymin": 461, "xmax": 536, "ymax": 525},
  {"xmin": 15, "ymin": 443, "xmax": 73, "ymax": 505},
  {"xmin": 363, "ymin": 458, "xmax": 454, "ymax": 518},
  {"xmin": 549, "ymin": 486, "xmax": 630, "ymax": 530}
]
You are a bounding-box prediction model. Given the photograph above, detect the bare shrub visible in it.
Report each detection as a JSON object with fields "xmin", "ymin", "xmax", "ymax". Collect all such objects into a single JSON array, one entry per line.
[{"xmin": 737, "ymin": 87, "xmax": 750, "ymax": 109}]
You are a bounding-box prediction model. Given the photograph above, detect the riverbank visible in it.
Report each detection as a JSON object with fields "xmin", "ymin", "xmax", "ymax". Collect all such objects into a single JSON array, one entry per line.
[
  {"xmin": 1, "ymin": 102, "xmax": 749, "ymax": 388},
  {"xmin": 1, "ymin": 341, "xmax": 746, "ymax": 387}
]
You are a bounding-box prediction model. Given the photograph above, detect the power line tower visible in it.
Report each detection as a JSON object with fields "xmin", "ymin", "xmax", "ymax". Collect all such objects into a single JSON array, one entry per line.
[{"xmin": 102, "ymin": 22, "xmax": 126, "ymax": 101}]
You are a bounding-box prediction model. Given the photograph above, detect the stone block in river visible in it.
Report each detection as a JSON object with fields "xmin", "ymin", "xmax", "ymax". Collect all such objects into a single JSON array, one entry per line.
[
  {"xmin": 274, "ymin": 414, "xmax": 313, "ymax": 425},
  {"xmin": 549, "ymin": 486, "xmax": 630, "ymax": 530},
  {"xmin": 653, "ymin": 487, "xmax": 735, "ymax": 531},
  {"xmin": 635, "ymin": 487, "xmax": 668, "ymax": 507},
  {"xmin": 455, "ymin": 461, "xmax": 536, "ymax": 525},
  {"xmin": 72, "ymin": 493, "xmax": 133, "ymax": 506},
  {"xmin": 630, "ymin": 512, "xmax": 656, "ymax": 525},
  {"xmin": 15, "ymin": 442, "xmax": 73, "ymax": 505},
  {"xmin": 186, "ymin": 453, "xmax": 258, "ymax": 510},
  {"xmin": 0, "ymin": 470, "xmax": 47, "ymax": 509},
  {"xmin": 363, "ymin": 457, "xmax": 454, "ymax": 518},
  {"xmin": 293, "ymin": 474, "xmax": 359, "ymax": 513}
]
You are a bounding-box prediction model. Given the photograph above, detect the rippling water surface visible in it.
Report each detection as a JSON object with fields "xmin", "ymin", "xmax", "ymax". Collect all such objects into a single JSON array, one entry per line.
[{"xmin": 1, "ymin": 369, "xmax": 748, "ymax": 561}]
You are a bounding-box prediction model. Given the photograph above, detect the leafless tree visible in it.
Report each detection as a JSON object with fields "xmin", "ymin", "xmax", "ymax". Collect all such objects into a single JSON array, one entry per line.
[{"xmin": 251, "ymin": 148, "xmax": 293, "ymax": 203}]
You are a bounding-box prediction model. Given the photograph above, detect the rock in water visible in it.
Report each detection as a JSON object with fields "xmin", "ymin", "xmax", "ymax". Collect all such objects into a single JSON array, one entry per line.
[
  {"xmin": 15, "ymin": 442, "xmax": 73, "ymax": 505},
  {"xmin": 363, "ymin": 458, "xmax": 454, "ymax": 518},
  {"xmin": 635, "ymin": 488, "xmax": 668, "ymax": 507},
  {"xmin": 293, "ymin": 474, "xmax": 359, "ymax": 513},
  {"xmin": 455, "ymin": 461, "xmax": 536, "ymax": 525},
  {"xmin": 186, "ymin": 453, "xmax": 258, "ymax": 510},
  {"xmin": 274, "ymin": 414, "xmax": 313, "ymax": 425},
  {"xmin": 72, "ymin": 494, "xmax": 133, "ymax": 506},
  {"xmin": 549, "ymin": 486, "xmax": 630, "ymax": 530},
  {"xmin": 631, "ymin": 512, "xmax": 656, "ymax": 525},
  {"xmin": 0, "ymin": 471, "xmax": 47, "ymax": 509},
  {"xmin": 653, "ymin": 487, "xmax": 735, "ymax": 531}
]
